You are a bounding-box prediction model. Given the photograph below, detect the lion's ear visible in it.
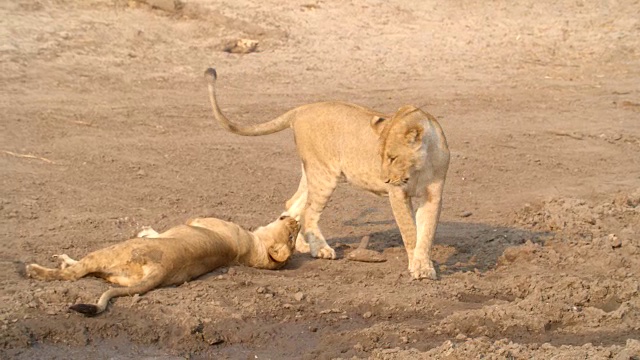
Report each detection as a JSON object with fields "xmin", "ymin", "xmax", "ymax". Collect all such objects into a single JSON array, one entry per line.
[
  {"xmin": 405, "ymin": 125, "xmax": 424, "ymax": 146},
  {"xmin": 370, "ymin": 116, "xmax": 388, "ymax": 135},
  {"xmin": 268, "ymin": 243, "xmax": 291, "ymax": 263}
]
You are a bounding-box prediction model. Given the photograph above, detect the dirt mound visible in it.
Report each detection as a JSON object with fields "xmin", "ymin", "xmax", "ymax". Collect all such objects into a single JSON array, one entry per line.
[{"xmin": 513, "ymin": 191, "xmax": 640, "ymax": 246}]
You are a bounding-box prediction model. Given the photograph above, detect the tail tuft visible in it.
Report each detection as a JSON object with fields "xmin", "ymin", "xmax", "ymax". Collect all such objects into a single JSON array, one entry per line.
[
  {"xmin": 69, "ymin": 303, "xmax": 100, "ymax": 316},
  {"xmin": 204, "ymin": 68, "xmax": 217, "ymax": 83}
]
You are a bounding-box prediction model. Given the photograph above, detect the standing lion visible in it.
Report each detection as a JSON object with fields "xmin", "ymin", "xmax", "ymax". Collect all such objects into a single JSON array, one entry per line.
[{"xmin": 204, "ymin": 68, "xmax": 450, "ymax": 280}]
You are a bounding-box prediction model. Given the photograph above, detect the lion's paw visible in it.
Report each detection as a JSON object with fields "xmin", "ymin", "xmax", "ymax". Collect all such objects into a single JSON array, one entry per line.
[
  {"xmin": 409, "ymin": 258, "xmax": 437, "ymax": 280},
  {"xmin": 312, "ymin": 245, "xmax": 336, "ymax": 260},
  {"xmin": 136, "ymin": 226, "xmax": 159, "ymax": 238},
  {"xmin": 25, "ymin": 264, "xmax": 40, "ymax": 279}
]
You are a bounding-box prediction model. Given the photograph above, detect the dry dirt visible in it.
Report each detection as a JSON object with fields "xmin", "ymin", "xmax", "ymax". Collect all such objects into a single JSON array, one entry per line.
[{"xmin": 2, "ymin": 0, "xmax": 640, "ymax": 359}]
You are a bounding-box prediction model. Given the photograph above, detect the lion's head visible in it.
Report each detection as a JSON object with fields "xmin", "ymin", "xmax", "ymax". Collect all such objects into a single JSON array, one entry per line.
[
  {"xmin": 371, "ymin": 105, "xmax": 427, "ymax": 186},
  {"xmin": 257, "ymin": 214, "xmax": 300, "ymax": 268}
]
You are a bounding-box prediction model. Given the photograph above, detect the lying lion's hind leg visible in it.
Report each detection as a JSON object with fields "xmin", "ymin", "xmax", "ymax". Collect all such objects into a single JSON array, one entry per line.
[
  {"xmin": 25, "ymin": 262, "xmax": 88, "ymax": 281},
  {"xmin": 52, "ymin": 254, "xmax": 78, "ymax": 269},
  {"xmin": 70, "ymin": 270, "xmax": 165, "ymax": 316}
]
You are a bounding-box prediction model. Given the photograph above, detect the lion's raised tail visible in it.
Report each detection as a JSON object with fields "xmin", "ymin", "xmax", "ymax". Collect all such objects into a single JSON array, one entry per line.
[
  {"xmin": 204, "ymin": 68, "xmax": 293, "ymax": 136},
  {"xmin": 69, "ymin": 272, "xmax": 164, "ymax": 316}
]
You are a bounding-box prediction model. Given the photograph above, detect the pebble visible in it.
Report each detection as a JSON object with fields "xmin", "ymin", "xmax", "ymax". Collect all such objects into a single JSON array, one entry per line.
[
  {"xmin": 131, "ymin": 294, "xmax": 141, "ymax": 304},
  {"xmin": 294, "ymin": 292, "xmax": 305, "ymax": 301},
  {"xmin": 460, "ymin": 211, "xmax": 473, "ymax": 218},
  {"xmin": 608, "ymin": 234, "xmax": 622, "ymax": 249},
  {"xmin": 362, "ymin": 311, "xmax": 372, "ymax": 319}
]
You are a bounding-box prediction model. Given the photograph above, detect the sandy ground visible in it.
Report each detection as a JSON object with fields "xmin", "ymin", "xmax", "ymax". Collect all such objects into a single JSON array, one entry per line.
[{"xmin": 1, "ymin": 0, "xmax": 640, "ymax": 358}]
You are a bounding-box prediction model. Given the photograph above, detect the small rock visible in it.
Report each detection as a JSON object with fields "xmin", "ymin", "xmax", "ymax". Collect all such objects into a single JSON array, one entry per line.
[
  {"xmin": 401, "ymin": 336, "xmax": 409, "ymax": 343},
  {"xmin": 353, "ymin": 343, "xmax": 364, "ymax": 351},
  {"xmin": 362, "ymin": 311, "xmax": 372, "ymax": 319},
  {"xmin": 136, "ymin": 169, "xmax": 146, "ymax": 177},
  {"xmin": 309, "ymin": 326, "xmax": 318, "ymax": 332},
  {"xmin": 460, "ymin": 211, "xmax": 473, "ymax": 218},
  {"xmin": 264, "ymin": 293, "xmax": 273, "ymax": 299},
  {"xmin": 227, "ymin": 268, "xmax": 237, "ymax": 276},
  {"xmin": 283, "ymin": 303, "xmax": 293, "ymax": 309},
  {"xmin": 146, "ymin": 0, "xmax": 181, "ymax": 12},
  {"xmin": 381, "ymin": 348, "xmax": 400, "ymax": 354},
  {"xmin": 256, "ymin": 287, "xmax": 266, "ymax": 294},
  {"xmin": 608, "ymin": 234, "xmax": 622, "ymax": 249},
  {"xmin": 455, "ymin": 333, "xmax": 466, "ymax": 340},
  {"xmin": 294, "ymin": 292, "xmax": 305, "ymax": 301},
  {"xmin": 223, "ymin": 39, "xmax": 259, "ymax": 54},
  {"xmin": 131, "ymin": 294, "xmax": 141, "ymax": 304}
]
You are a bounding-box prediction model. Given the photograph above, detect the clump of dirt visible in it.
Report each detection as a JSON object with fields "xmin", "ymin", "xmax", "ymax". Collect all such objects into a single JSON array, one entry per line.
[{"xmin": 512, "ymin": 191, "xmax": 640, "ymax": 247}]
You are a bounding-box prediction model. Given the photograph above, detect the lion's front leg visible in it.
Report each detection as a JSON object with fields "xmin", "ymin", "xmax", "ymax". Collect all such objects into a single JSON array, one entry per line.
[
  {"xmin": 388, "ymin": 187, "xmax": 417, "ymax": 270},
  {"xmin": 411, "ymin": 180, "xmax": 445, "ymax": 280}
]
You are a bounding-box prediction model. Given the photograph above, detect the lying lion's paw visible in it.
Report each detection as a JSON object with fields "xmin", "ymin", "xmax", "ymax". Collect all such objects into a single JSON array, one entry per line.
[
  {"xmin": 136, "ymin": 226, "xmax": 159, "ymax": 238},
  {"xmin": 25, "ymin": 264, "xmax": 38, "ymax": 278},
  {"xmin": 409, "ymin": 258, "xmax": 437, "ymax": 280}
]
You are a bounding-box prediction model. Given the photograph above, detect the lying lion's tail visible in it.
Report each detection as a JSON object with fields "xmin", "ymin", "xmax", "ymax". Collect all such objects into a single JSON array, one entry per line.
[
  {"xmin": 69, "ymin": 272, "xmax": 164, "ymax": 316},
  {"xmin": 204, "ymin": 68, "xmax": 293, "ymax": 136}
]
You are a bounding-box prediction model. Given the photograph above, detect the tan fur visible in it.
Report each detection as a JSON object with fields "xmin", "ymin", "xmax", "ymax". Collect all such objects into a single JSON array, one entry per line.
[
  {"xmin": 204, "ymin": 68, "xmax": 450, "ymax": 279},
  {"xmin": 25, "ymin": 215, "xmax": 300, "ymax": 315}
]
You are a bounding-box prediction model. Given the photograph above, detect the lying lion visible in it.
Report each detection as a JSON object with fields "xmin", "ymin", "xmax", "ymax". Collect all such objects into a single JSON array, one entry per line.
[
  {"xmin": 204, "ymin": 68, "xmax": 450, "ymax": 280},
  {"xmin": 25, "ymin": 214, "xmax": 300, "ymax": 316}
]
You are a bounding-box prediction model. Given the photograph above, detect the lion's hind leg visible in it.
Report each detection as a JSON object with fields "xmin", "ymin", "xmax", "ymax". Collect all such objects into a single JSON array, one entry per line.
[
  {"xmin": 25, "ymin": 262, "xmax": 89, "ymax": 281},
  {"xmin": 52, "ymin": 254, "xmax": 78, "ymax": 269},
  {"xmin": 69, "ymin": 269, "xmax": 166, "ymax": 316},
  {"xmin": 301, "ymin": 166, "xmax": 339, "ymax": 260},
  {"xmin": 285, "ymin": 165, "xmax": 308, "ymax": 221},
  {"xmin": 285, "ymin": 165, "xmax": 311, "ymax": 253}
]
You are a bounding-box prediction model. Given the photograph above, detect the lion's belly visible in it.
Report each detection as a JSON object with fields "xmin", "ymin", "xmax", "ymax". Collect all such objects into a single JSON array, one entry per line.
[
  {"xmin": 162, "ymin": 256, "xmax": 232, "ymax": 286},
  {"xmin": 341, "ymin": 172, "xmax": 388, "ymax": 196}
]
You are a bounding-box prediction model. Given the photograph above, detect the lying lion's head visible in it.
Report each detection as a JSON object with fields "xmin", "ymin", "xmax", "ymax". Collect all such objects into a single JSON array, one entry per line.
[
  {"xmin": 371, "ymin": 105, "xmax": 427, "ymax": 186},
  {"xmin": 258, "ymin": 214, "xmax": 300, "ymax": 268}
]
